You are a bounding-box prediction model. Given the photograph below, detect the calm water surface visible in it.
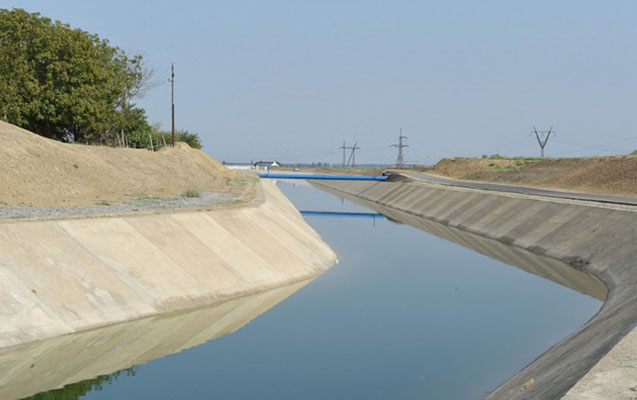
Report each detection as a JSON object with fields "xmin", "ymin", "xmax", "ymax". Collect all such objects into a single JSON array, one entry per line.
[{"xmin": 27, "ymin": 182, "xmax": 601, "ymax": 399}]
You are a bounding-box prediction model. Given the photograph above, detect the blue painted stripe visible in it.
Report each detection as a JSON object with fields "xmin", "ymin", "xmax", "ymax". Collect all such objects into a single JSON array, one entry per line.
[{"xmin": 258, "ymin": 173, "xmax": 387, "ymax": 181}]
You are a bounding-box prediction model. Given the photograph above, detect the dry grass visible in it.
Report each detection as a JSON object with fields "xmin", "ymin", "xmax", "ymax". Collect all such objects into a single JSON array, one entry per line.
[
  {"xmin": 0, "ymin": 121, "xmax": 255, "ymax": 207},
  {"xmin": 425, "ymin": 156, "xmax": 637, "ymax": 197}
]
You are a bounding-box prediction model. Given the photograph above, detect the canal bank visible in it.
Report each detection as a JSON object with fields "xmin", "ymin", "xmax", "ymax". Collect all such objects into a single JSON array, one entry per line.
[
  {"xmin": 311, "ymin": 178, "xmax": 637, "ymax": 399},
  {"xmin": 0, "ymin": 278, "xmax": 313, "ymax": 400},
  {"xmin": 0, "ymin": 180, "xmax": 336, "ymax": 350}
]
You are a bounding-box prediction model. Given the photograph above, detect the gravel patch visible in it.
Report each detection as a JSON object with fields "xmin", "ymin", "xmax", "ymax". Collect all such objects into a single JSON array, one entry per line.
[{"xmin": 0, "ymin": 191, "xmax": 235, "ymax": 220}]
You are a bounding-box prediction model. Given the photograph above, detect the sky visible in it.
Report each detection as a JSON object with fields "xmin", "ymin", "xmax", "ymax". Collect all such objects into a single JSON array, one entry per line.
[{"xmin": 4, "ymin": 1, "xmax": 637, "ymax": 164}]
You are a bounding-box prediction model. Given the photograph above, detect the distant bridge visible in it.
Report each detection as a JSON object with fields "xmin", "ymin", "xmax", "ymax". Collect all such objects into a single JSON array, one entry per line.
[{"xmin": 258, "ymin": 173, "xmax": 387, "ymax": 181}]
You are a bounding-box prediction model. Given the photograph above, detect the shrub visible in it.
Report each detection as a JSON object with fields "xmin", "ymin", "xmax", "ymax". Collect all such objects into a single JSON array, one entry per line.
[{"xmin": 182, "ymin": 189, "xmax": 201, "ymax": 198}]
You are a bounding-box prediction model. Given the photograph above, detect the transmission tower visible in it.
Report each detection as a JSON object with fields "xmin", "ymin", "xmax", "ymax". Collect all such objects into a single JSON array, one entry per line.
[
  {"xmin": 339, "ymin": 141, "xmax": 347, "ymax": 167},
  {"xmin": 532, "ymin": 126, "xmax": 554, "ymax": 157},
  {"xmin": 346, "ymin": 141, "xmax": 360, "ymax": 167},
  {"xmin": 390, "ymin": 128, "xmax": 409, "ymax": 167}
]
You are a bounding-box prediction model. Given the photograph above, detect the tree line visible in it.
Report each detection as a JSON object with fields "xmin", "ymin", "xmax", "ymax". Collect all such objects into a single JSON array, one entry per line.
[{"xmin": 0, "ymin": 8, "xmax": 201, "ymax": 149}]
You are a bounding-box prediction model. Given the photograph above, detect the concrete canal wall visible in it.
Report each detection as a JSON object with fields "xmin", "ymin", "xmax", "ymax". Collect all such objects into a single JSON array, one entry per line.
[
  {"xmin": 0, "ymin": 180, "xmax": 336, "ymax": 350},
  {"xmin": 312, "ymin": 179, "xmax": 637, "ymax": 400},
  {"xmin": 0, "ymin": 279, "xmax": 312, "ymax": 400}
]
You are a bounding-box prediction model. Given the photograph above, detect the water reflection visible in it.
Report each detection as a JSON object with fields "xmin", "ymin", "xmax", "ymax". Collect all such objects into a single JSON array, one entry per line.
[
  {"xmin": 22, "ymin": 369, "xmax": 136, "ymax": 400},
  {"xmin": 313, "ymin": 183, "xmax": 607, "ymax": 301},
  {"xmin": 300, "ymin": 211, "xmax": 386, "ymax": 231},
  {"xmin": 299, "ymin": 211, "xmax": 403, "ymax": 228},
  {"xmin": 11, "ymin": 183, "xmax": 603, "ymax": 400},
  {"xmin": 2, "ymin": 279, "xmax": 312, "ymax": 400},
  {"xmin": 300, "ymin": 211, "xmax": 385, "ymax": 219}
]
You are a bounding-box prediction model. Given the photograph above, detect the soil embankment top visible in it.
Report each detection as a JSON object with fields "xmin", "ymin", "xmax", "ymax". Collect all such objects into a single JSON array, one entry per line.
[
  {"xmin": 0, "ymin": 121, "xmax": 252, "ymax": 207},
  {"xmin": 421, "ymin": 156, "xmax": 637, "ymax": 197}
]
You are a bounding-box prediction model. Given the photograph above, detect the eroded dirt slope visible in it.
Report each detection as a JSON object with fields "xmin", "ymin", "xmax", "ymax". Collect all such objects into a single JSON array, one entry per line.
[{"xmin": 0, "ymin": 121, "xmax": 253, "ymax": 206}]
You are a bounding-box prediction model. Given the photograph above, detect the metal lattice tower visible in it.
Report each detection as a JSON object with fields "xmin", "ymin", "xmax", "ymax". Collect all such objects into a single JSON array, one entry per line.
[
  {"xmin": 339, "ymin": 141, "xmax": 347, "ymax": 167},
  {"xmin": 391, "ymin": 128, "xmax": 409, "ymax": 167}
]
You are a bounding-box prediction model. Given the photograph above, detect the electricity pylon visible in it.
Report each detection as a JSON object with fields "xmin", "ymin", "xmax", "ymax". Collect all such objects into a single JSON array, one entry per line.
[
  {"xmin": 532, "ymin": 126, "xmax": 553, "ymax": 157},
  {"xmin": 390, "ymin": 128, "xmax": 409, "ymax": 167}
]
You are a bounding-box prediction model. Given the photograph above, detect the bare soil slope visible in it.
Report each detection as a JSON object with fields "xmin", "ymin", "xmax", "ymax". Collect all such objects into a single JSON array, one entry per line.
[
  {"xmin": 0, "ymin": 121, "xmax": 252, "ymax": 206},
  {"xmin": 426, "ymin": 156, "xmax": 637, "ymax": 196}
]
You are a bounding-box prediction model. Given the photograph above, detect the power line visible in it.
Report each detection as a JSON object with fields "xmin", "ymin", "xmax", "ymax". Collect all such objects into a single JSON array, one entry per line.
[
  {"xmin": 552, "ymin": 138, "xmax": 605, "ymax": 151},
  {"xmin": 553, "ymin": 136, "xmax": 637, "ymax": 153},
  {"xmin": 486, "ymin": 136, "xmax": 535, "ymax": 153},
  {"xmin": 390, "ymin": 128, "xmax": 409, "ymax": 166},
  {"xmin": 532, "ymin": 126, "xmax": 553, "ymax": 157}
]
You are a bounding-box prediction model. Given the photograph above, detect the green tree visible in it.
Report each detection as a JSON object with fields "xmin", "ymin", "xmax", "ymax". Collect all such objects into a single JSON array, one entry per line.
[
  {"xmin": 175, "ymin": 129, "xmax": 203, "ymax": 149},
  {"xmin": 0, "ymin": 8, "xmax": 148, "ymax": 143},
  {"xmin": 121, "ymin": 106, "xmax": 153, "ymax": 148},
  {"xmin": 149, "ymin": 125, "xmax": 203, "ymax": 150}
]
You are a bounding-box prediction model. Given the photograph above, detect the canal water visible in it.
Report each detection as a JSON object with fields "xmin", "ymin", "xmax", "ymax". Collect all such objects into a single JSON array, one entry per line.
[{"xmin": 21, "ymin": 182, "xmax": 601, "ymax": 399}]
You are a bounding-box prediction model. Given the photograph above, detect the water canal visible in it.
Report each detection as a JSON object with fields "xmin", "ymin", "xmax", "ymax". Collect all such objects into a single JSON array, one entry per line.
[{"xmin": 16, "ymin": 181, "xmax": 602, "ymax": 399}]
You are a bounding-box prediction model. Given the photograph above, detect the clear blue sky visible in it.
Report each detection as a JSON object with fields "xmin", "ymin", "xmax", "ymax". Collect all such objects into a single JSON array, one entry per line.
[{"xmin": 5, "ymin": 1, "xmax": 637, "ymax": 164}]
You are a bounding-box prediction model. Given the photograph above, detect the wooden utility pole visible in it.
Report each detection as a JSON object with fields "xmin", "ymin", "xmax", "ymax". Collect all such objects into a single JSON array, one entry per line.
[{"xmin": 170, "ymin": 64, "xmax": 175, "ymax": 146}]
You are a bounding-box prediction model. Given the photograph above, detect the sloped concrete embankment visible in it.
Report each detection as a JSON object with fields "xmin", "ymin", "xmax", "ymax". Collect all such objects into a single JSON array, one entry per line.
[
  {"xmin": 0, "ymin": 180, "xmax": 336, "ymax": 349},
  {"xmin": 312, "ymin": 179, "xmax": 637, "ymax": 400},
  {"xmin": 0, "ymin": 279, "xmax": 312, "ymax": 400}
]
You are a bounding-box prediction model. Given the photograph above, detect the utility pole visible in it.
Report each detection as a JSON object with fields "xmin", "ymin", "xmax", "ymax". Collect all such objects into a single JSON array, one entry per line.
[
  {"xmin": 390, "ymin": 128, "xmax": 409, "ymax": 167},
  {"xmin": 346, "ymin": 141, "xmax": 360, "ymax": 168},
  {"xmin": 339, "ymin": 141, "xmax": 347, "ymax": 167},
  {"xmin": 170, "ymin": 64, "xmax": 175, "ymax": 147},
  {"xmin": 532, "ymin": 126, "xmax": 553, "ymax": 157}
]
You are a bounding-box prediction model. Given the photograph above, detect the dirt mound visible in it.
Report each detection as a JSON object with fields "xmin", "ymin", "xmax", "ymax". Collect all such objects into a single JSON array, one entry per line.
[
  {"xmin": 0, "ymin": 121, "xmax": 252, "ymax": 206},
  {"xmin": 427, "ymin": 156, "xmax": 637, "ymax": 196},
  {"xmin": 428, "ymin": 158, "xmax": 537, "ymax": 179}
]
